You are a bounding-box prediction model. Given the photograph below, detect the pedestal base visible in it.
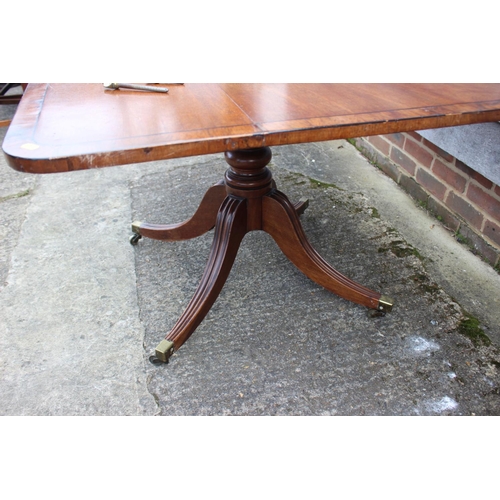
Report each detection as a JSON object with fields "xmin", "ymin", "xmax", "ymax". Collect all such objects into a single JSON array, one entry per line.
[{"xmin": 131, "ymin": 147, "xmax": 393, "ymax": 363}]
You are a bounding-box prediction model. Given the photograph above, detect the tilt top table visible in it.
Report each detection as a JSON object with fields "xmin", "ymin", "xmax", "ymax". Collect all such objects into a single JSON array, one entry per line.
[{"xmin": 4, "ymin": 83, "xmax": 500, "ymax": 363}]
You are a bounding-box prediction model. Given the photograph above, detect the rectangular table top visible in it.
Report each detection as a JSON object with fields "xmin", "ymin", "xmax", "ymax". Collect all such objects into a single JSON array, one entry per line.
[{"xmin": 3, "ymin": 83, "xmax": 500, "ymax": 173}]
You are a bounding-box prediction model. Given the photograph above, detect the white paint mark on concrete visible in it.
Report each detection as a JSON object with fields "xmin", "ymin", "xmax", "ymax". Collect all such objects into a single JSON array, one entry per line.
[
  {"xmin": 408, "ymin": 336, "xmax": 440, "ymax": 354},
  {"xmin": 426, "ymin": 396, "xmax": 459, "ymax": 413}
]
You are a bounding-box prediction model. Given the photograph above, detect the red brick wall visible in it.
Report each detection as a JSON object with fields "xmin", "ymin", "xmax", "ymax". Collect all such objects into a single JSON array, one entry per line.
[{"xmin": 350, "ymin": 133, "xmax": 500, "ymax": 268}]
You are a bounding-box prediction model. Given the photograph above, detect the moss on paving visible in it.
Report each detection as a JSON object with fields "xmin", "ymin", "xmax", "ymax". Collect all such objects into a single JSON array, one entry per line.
[{"xmin": 459, "ymin": 314, "xmax": 491, "ymax": 346}]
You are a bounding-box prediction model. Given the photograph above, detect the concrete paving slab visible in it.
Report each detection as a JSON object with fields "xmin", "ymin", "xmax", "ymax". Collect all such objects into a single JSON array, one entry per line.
[
  {"xmin": 131, "ymin": 149, "xmax": 500, "ymax": 415},
  {"xmin": 275, "ymin": 141, "xmax": 500, "ymax": 344},
  {"xmin": 0, "ymin": 129, "xmax": 158, "ymax": 414}
]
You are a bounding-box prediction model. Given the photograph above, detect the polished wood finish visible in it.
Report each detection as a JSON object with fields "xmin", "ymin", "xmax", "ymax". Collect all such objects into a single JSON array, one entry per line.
[
  {"xmin": 164, "ymin": 195, "xmax": 248, "ymax": 352},
  {"xmin": 4, "ymin": 84, "xmax": 500, "ymax": 362},
  {"xmin": 3, "ymin": 84, "xmax": 500, "ymax": 173},
  {"xmin": 160, "ymin": 147, "xmax": 382, "ymax": 358},
  {"xmin": 135, "ymin": 180, "xmax": 226, "ymax": 241},
  {"xmin": 262, "ymin": 190, "xmax": 381, "ymax": 309}
]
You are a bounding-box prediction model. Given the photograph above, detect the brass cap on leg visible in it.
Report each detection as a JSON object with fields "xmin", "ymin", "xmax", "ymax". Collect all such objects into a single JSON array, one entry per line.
[
  {"xmin": 155, "ymin": 340, "xmax": 175, "ymax": 363},
  {"xmin": 131, "ymin": 221, "xmax": 142, "ymax": 234},
  {"xmin": 378, "ymin": 295, "xmax": 394, "ymax": 313}
]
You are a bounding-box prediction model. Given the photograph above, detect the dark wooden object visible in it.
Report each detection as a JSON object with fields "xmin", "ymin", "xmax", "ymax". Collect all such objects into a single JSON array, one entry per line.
[
  {"xmin": 3, "ymin": 84, "xmax": 500, "ymax": 363},
  {"xmin": 0, "ymin": 83, "xmax": 24, "ymax": 105},
  {"xmin": 5, "ymin": 84, "xmax": 500, "ymax": 174},
  {"xmin": 145, "ymin": 146, "xmax": 389, "ymax": 362}
]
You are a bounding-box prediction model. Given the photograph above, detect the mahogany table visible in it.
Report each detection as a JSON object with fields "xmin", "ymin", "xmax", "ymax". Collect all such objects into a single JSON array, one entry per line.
[{"xmin": 4, "ymin": 83, "xmax": 500, "ymax": 363}]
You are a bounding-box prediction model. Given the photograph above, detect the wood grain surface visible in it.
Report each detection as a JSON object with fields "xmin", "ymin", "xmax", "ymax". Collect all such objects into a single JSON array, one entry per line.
[{"xmin": 3, "ymin": 83, "xmax": 500, "ymax": 173}]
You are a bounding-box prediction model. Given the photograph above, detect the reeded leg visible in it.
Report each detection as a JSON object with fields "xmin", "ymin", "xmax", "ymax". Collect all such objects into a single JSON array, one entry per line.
[
  {"xmin": 262, "ymin": 190, "xmax": 393, "ymax": 312},
  {"xmin": 152, "ymin": 196, "xmax": 248, "ymax": 363},
  {"xmin": 147, "ymin": 147, "xmax": 392, "ymax": 365},
  {"xmin": 131, "ymin": 180, "xmax": 226, "ymax": 244}
]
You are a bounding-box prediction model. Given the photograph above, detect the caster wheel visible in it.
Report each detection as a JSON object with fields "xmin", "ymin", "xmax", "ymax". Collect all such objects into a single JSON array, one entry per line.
[
  {"xmin": 129, "ymin": 233, "xmax": 142, "ymax": 245},
  {"xmin": 149, "ymin": 355, "xmax": 166, "ymax": 365}
]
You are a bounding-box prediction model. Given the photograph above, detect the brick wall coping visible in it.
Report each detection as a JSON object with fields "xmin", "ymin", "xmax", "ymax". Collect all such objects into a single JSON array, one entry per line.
[{"xmin": 419, "ymin": 122, "xmax": 500, "ymax": 186}]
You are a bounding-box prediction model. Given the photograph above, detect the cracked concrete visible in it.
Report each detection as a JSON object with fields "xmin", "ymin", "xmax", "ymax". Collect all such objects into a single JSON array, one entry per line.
[{"xmin": 1, "ymin": 100, "xmax": 500, "ymax": 415}]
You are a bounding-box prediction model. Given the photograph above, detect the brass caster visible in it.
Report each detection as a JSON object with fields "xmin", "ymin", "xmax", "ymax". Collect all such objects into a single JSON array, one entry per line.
[
  {"xmin": 130, "ymin": 220, "xmax": 142, "ymax": 245},
  {"xmin": 377, "ymin": 295, "xmax": 394, "ymax": 313},
  {"xmin": 154, "ymin": 339, "xmax": 175, "ymax": 363},
  {"xmin": 149, "ymin": 355, "xmax": 166, "ymax": 365},
  {"xmin": 129, "ymin": 233, "xmax": 142, "ymax": 245},
  {"xmin": 369, "ymin": 309, "xmax": 386, "ymax": 318}
]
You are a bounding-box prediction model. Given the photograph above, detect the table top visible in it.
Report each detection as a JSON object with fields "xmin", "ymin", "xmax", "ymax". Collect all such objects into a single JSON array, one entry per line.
[{"xmin": 3, "ymin": 83, "xmax": 500, "ymax": 173}]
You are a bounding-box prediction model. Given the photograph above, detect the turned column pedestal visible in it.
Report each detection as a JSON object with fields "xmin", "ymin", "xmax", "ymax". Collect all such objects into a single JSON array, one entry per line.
[{"xmin": 131, "ymin": 147, "xmax": 393, "ymax": 363}]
